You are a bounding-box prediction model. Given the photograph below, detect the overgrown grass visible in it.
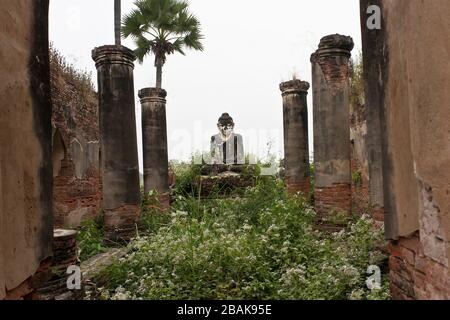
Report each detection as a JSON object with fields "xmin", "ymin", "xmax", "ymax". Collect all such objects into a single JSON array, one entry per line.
[
  {"xmin": 95, "ymin": 172, "xmax": 389, "ymax": 300},
  {"xmin": 170, "ymin": 162, "xmax": 202, "ymax": 196},
  {"xmin": 77, "ymin": 214, "xmax": 106, "ymax": 262}
]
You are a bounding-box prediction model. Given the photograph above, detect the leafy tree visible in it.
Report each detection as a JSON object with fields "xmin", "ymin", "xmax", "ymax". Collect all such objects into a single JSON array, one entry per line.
[{"xmin": 122, "ymin": 0, "xmax": 204, "ymax": 88}]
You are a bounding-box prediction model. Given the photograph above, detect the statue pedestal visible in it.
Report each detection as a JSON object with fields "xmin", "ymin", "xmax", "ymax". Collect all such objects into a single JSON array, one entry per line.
[{"xmin": 195, "ymin": 165, "xmax": 258, "ymax": 198}]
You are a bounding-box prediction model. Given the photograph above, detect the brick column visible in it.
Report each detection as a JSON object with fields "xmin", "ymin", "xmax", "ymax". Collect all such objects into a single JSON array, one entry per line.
[
  {"xmin": 311, "ymin": 34, "xmax": 354, "ymax": 221},
  {"xmin": 92, "ymin": 45, "xmax": 141, "ymax": 243},
  {"xmin": 138, "ymin": 88, "xmax": 170, "ymax": 210},
  {"xmin": 280, "ymin": 80, "xmax": 310, "ymax": 196}
]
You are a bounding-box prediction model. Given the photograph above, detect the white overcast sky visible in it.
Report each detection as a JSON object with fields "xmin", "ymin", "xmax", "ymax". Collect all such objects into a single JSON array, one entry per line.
[{"xmin": 49, "ymin": 0, "xmax": 362, "ymax": 170}]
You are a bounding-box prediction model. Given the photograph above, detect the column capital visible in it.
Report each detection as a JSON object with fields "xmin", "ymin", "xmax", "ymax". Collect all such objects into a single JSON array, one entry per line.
[
  {"xmin": 92, "ymin": 45, "xmax": 136, "ymax": 69},
  {"xmin": 138, "ymin": 87, "xmax": 167, "ymax": 103},
  {"xmin": 311, "ymin": 34, "xmax": 354, "ymax": 62},
  {"xmin": 280, "ymin": 79, "xmax": 310, "ymax": 96}
]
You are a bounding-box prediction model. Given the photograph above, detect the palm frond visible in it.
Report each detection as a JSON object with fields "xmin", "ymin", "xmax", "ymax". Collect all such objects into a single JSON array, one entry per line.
[
  {"xmin": 183, "ymin": 28, "xmax": 204, "ymax": 51},
  {"xmin": 122, "ymin": 9, "xmax": 144, "ymax": 39},
  {"xmin": 134, "ymin": 36, "xmax": 153, "ymax": 63},
  {"xmin": 172, "ymin": 38, "xmax": 186, "ymax": 55},
  {"xmin": 123, "ymin": 0, "xmax": 205, "ymax": 64}
]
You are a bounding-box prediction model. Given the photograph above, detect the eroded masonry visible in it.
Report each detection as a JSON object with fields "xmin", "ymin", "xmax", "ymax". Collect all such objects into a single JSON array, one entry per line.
[
  {"xmin": 311, "ymin": 34, "xmax": 354, "ymax": 221},
  {"xmin": 0, "ymin": 0, "xmax": 53, "ymax": 299},
  {"xmin": 0, "ymin": 0, "xmax": 449, "ymax": 300},
  {"xmin": 92, "ymin": 45, "xmax": 141, "ymax": 243},
  {"xmin": 51, "ymin": 49, "xmax": 102, "ymax": 229},
  {"xmin": 280, "ymin": 80, "xmax": 311, "ymax": 196},
  {"xmin": 360, "ymin": 0, "xmax": 449, "ymax": 299}
]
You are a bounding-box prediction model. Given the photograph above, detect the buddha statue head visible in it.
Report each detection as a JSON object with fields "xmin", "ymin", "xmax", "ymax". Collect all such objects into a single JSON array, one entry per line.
[{"xmin": 217, "ymin": 113, "xmax": 235, "ymax": 141}]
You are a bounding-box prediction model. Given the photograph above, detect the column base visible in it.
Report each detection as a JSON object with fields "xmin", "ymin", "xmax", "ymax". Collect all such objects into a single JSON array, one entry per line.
[
  {"xmin": 32, "ymin": 229, "xmax": 83, "ymax": 300},
  {"xmin": 285, "ymin": 177, "xmax": 310, "ymax": 197},
  {"xmin": 372, "ymin": 205, "xmax": 385, "ymax": 222},
  {"xmin": 315, "ymin": 183, "xmax": 352, "ymax": 221},
  {"xmin": 143, "ymin": 192, "xmax": 171, "ymax": 213},
  {"xmin": 103, "ymin": 204, "xmax": 140, "ymax": 244}
]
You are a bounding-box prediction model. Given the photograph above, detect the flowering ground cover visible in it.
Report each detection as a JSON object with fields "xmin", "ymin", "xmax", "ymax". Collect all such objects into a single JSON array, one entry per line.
[{"xmin": 80, "ymin": 166, "xmax": 390, "ymax": 300}]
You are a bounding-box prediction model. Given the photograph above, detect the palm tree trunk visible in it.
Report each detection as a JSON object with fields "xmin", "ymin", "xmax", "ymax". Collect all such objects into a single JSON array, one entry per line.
[
  {"xmin": 156, "ymin": 60, "xmax": 163, "ymax": 89},
  {"xmin": 114, "ymin": 0, "xmax": 121, "ymax": 46}
]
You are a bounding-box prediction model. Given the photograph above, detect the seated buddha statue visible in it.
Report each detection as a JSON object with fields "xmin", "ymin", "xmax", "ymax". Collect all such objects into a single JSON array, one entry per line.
[{"xmin": 201, "ymin": 113, "xmax": 246, "ymax": 175}]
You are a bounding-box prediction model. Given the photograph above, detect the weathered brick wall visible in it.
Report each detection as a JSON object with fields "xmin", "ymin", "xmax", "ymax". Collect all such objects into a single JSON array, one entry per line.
[
  {"xmin": 360, "ymin": 0, "xmax": 450, "ymax": 300},
  {"xmin": 285, "ymin": 177, "xmax": 310, "ymax": 197},
  {"xmin": 53, "ymin": 159, "xmax": 102, "ymax": 228},
  {"xmin": 0, "ymin": 0, "xmax": 53, "ymax": 300},
  {"xmin": 315, "ymin": 183, "xmax": 352, "ymax": 219},
  {"xmin": 50, "ymin": 49, "xmax": 102, "ymax": 228},
  {"xmin": 390, "ymin": 232, "xmax": 449, "ymax": 300}
]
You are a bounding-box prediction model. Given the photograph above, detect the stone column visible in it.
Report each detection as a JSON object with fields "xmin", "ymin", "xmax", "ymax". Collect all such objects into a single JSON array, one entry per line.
[
  {"xmin": 311, "ymin": 34, "xmax": 354, "ymax": 221},
  {"xmin": 280, "ymin": 80, "xmax": 310, "ymax": 196},
  {"xmin": 359, "ymin": 0, "xmax": 385, "ymax": 224},
  {"xmin": 92, "ymin": 45, "xmax": 141, "ymax": 243},
  {"xmin": 138, "ymin": 88, "xmax": 170, "ymax": 209}
]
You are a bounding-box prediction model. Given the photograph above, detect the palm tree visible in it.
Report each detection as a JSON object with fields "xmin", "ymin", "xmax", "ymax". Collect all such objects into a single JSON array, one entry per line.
[
  {"xmin": 122, "ymin": 0, "xmax": 204, "ymax": 88},
  {"xmin": 115, "ymin": 0, "xmax": 122, "ymax": 45}
]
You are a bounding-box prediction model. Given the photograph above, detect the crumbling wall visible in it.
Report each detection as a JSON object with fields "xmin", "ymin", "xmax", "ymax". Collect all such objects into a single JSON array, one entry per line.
[
  {"xmin": 0, "ymin": 0, "xmax": 53, "ymax": 299},
  {"xmin": 360, "ymin": 0, "xmax": 450, "ymax": 299},
  {"xmin": 51, "ymin": 49, "xmax": 102, "ymax": 228}
]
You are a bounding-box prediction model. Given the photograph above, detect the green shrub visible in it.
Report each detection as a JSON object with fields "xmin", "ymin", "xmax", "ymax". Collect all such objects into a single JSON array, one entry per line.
[
  {"xmin": 97, "ymin": 176, "xmax": 389, "ymax": 300},
  {"xmin": 171, "ymin": 162, "xmax": 202, "ymax": 196},
  {"xmin": 77, "ymin": 215, "xmax": 106, "ymax": 262}
]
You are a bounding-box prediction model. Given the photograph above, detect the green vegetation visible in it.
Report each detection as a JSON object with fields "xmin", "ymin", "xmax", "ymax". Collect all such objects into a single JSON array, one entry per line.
[
  {"xmin": 352, "ymin": 170, "xmax": 363, "ymax": 187},
  {"xmin": 140, "ymin": 190, "xmax": 173, "ymax": 234},
  {"xmin": 77, "ymin": 215, "xmax": 106, "ymax": 262},
  {"xmin": 350, "ymin": 50, "xmax": 365, "ymax": 106},
  {"xmin": 87, "ymin": 164, "xmax": 389, "ymax": 300},
  {"xmin": 170, "ymin": 161, "xmax": 202, "ymax": 196},
  {"xmin": 122, "ymin": 0, "xmax": 204, "ymax": 88}
]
